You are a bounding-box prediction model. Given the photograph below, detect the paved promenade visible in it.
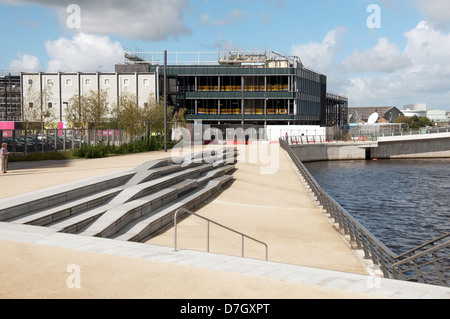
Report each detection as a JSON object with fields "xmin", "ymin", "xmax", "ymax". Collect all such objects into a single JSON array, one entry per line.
[{"xmin": 0, "ymin": 145, "xmax": 449, "ymax": 299}]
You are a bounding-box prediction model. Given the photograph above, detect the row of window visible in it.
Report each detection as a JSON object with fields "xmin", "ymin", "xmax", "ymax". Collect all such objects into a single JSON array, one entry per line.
[
  {"xmin": 26, "ymin": 78, "xmax": 152, "ymax": 87},
  {"xmin": 27, "ymin": 101, "xmax": 152, "ymax": 109}
]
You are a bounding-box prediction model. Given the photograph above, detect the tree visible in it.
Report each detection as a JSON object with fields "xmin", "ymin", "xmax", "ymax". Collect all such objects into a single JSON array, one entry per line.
[
  {"xmin": 112, "ymin": 92, "xmax": 144, "ymax": 139},
  {"xmin": 394, "ymin": 115, "xmax": 412, "ymax": 127},
  {"xmin": 66, "ymin": 89, "xmax": 110, "ymax": 129},
  {"xmin": 395, "ymin": 115, "xmax": 431, "ymax": 130},
  {"xmin": 22, "ymin": 83, "xmax": 56, "ymax": 130},
  {"xmin": 142, "ymin": 95, "xmax": 173, "ymax": 137}
]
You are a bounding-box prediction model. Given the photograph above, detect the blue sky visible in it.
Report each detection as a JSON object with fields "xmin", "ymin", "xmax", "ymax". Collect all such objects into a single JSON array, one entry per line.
[{"xmin": 1, "ymin": 0, "xmax": 450, "ymax": 111}]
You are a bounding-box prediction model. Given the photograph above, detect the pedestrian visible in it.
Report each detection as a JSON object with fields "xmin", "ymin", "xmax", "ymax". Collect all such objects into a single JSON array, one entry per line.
[
  {"xmin": 285, "ymin": 132, "xmax": 289, "ymax": 142},
  {"xmin": 1, "ymin": 143, "xmax": 9, "ymax": 173}
]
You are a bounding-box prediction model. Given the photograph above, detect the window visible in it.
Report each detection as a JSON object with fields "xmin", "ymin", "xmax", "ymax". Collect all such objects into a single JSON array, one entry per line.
[
  {"xmin": 29, "ymin": 102, "xmax": 34, "ymax": 108},
  {"xmin": 85, "ymin": 79, "xmax": 91, "ymax": 86},
  {"xmin": 143, "ymin": 78, "xmax": 149, "ymax": 86},
  {"xmin": 65, "ymin": 79, "xmax": 72, "ymax": 86},
  {"xmin": 27, "ymin": 79, "xmax": 33, "ymax": 86},
  {"xmin": 123, "ymin": 78, "xmax": 129, "ymax": 86},
  {"xmin": 144, "ymin": 102, "xmax": 149, "ymax": 108},
  {"xmin": 104, "ymin": 78, "xmax": 110, "ymax": 86},
  {"xmin": 48, "ymin": 102, "xmax": 53, "ymax": 108},
  {"xmin": 46, "ymin": 79, "xmax": 53, "ymax": 86}
]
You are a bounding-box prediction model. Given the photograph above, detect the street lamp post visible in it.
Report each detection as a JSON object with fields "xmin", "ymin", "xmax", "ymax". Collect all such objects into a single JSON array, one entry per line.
[{"xmin": 164, "ymin": 50, "xmax": 168, "ymax": 152}]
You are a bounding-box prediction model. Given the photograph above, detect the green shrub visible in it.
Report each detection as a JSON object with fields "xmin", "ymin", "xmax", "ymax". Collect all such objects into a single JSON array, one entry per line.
[
  {"xmin": 9, "ymin": 151, "xmax": 74, "ymax": 162},
  {"xmin": 8, "ymin": 137, "xmax": 178, "ymax": 162}
]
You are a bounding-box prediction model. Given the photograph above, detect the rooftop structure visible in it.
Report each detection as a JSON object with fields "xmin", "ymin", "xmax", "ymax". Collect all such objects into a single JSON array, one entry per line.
[{"xmin": 122, "ymin": 48, "xmax": 304, "ymax": 68}]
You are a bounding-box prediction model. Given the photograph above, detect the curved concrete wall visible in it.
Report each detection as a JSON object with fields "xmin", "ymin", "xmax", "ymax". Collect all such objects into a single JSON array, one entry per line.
[
  {"xmin": 291, "ymin": 143, "xmax": 372, "ymax": 162},
  {"xmin": 291, "ymin": 136, "xmax": 450, "ymax": 162},
  {"xmin": 372, "ymin": 137, "xmax": 450, "ymax": 159}
]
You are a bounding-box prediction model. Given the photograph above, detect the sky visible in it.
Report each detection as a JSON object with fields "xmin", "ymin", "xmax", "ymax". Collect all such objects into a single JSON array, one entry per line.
[{"xmin": 1, "ymin": 0, "xmax": 450, "ymax": 111}]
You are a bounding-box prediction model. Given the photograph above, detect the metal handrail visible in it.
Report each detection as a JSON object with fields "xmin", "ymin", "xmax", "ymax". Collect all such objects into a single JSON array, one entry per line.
[
  {"xmin": 174, "ymin": 208, "xmax": 269, "ymax": 261},
  {"xmin": 280, "ymin": 138, "xmax": 450, "ymax": 287}
]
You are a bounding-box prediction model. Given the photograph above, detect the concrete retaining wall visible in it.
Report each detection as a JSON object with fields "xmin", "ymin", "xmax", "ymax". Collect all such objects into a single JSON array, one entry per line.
[
  {"xmin": 291, "ymin": 143, "xmax": 374, "ymax": 162},
  {"xmin": 291, "ymin": 136, "xmax": 450, "ymax": 162},
  {"xmin": 372, "ymin": 136, "xmax": 450, "ymax": 159}
]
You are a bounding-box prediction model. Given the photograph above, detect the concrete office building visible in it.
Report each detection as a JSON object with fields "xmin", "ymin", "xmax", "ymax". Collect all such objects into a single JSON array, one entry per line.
[
  {"xmin": 116, "ymin": 50, "xmax": 348, "ymax": 128},
  {"xmin": 21, "ymin": 72, "xmax": 157, "ymax": 125}
]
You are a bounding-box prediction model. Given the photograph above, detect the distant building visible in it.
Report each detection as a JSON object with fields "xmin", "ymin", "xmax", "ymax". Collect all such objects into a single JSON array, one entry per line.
[
  {"xmin": 348, "ymin": 106, "xmax": 403, "ymax": 124},
  {"xmin": 402, "ymin": 104, "xmax": 427, "ymax": 118},
  {"xmin": 0, "ymin": 75, "xmax": 21, "ymax": 122},
  {"xmin": 427, "ymin": 109, "xmax": 448, "ymax": 123},
  {"xmin": 21, "ymin": 72, "xmax": 157, "ymax": 124}
]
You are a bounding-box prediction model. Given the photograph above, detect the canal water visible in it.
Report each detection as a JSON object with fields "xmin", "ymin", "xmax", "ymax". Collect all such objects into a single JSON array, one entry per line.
[{"xmin": 304, "ymin": 159, "xmax": 450, "ymax": 255}]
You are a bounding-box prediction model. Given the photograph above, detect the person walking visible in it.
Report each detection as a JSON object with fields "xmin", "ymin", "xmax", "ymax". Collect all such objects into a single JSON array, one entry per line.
[{"xmin": 1, "ymin": 143, "xmax": 9, "ymax": 173}]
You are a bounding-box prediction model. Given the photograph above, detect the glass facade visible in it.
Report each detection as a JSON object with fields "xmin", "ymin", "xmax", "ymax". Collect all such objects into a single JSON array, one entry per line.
[{"xmin": 151, "ymin": 64, "xmax": 327, "ymax": 126}]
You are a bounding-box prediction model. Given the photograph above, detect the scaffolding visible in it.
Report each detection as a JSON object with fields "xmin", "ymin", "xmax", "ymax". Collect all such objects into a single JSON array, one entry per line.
[{"xmin": 0, "ymin": 75, "xmax": 22, "ymax": 122}]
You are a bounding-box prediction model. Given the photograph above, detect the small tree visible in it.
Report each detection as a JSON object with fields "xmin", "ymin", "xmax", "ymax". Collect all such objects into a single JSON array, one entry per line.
[
  {"xmin": 112, "ymin": 92, "xmax": 144, "ymax": 140},
  {"xmin": 142, "ymin": 95, "xmax": 174, "ymax": 137},
  {"xmin": 396, "ymin": 115, "xmax": 432, "ymax": 130},
  {"xmin": 66, "ymin": 89, "xmax": 110, "ymax": 129},
  {"xmin": 23, "ymin": 84, "xmax": 56, "ymax": 131}
]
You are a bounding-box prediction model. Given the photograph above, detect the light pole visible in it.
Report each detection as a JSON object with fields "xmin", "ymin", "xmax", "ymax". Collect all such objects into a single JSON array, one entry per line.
[{"xmin": 164, "ymin": 50, "xmax": 168, "ymax": 152}]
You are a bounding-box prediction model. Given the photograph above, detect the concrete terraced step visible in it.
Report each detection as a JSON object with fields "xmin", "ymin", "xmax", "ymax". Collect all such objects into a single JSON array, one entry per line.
[
  {"xmin": 7, "ymin": 187, "xmax": 123, "ymax": 226},
  {"xmin": 112, "ymin": 175, "xmax": 234, "ymax": 243},
  {"xmin": 0, "ymin": 148, "xmax": 238, "ymax": 243},
  {"xmin": 79, "ymin": 166, "xmax": 235, "ymax": 238},
  {"xmin": 79, "ymin": 179, "xmax": 199, "ymax": 238},
  {"xmin": 0, "ymin": 170, "xmax": 134, "ymax": 221},
  {"xmin": 49, "ymin": 203, "xmax": 117, "ymax": 233}
]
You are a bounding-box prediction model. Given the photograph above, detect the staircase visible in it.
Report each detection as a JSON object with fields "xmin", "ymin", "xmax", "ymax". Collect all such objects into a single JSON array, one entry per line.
[{"xmin": 1, "ymin": 147, "xmax": 238, "ymax": 242}]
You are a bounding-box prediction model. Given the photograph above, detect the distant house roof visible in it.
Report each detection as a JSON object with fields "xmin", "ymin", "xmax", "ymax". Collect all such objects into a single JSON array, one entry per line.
[{"xmin": 348, "ymin": 106, "xmax": 403, "ymax": 123}]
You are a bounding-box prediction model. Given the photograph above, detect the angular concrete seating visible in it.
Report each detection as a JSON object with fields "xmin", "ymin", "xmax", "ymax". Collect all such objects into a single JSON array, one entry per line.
[
  {"xmin": 0, "ymin": 171, "xmax": 134, "ymax": 221},
  {"xmin": 112, "ymin": 175, "xmax": 233, "ymax": 242},
  {"xmin": 0, "ymin": 147, "xmax": 237, "ymax": 243},
  {"xmin": 7, "ymin": 187, "xmax": 123, "ymax": 226},
  {"xmin": 79, "ymin": 164, "xmax": 235, "ymax": 239}
]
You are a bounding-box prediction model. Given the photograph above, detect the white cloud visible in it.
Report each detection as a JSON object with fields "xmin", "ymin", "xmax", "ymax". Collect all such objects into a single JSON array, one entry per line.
[
  {"xmin": 3, "ymin": 0, "xmax": 191, "ymax": 41},
  {"xmin": 416, "ymin": 0, "xmax": 450, "ymax": 31},
  {"xmin": 45, "ymin": 33, "xmax": 124, "ymax": 72},
  {"xmin": 291, "ymin": 26, "xmax": 348, "ymax": 73},
  {"xmin": 8, "ymin": 53, "xmax": 41, "ymax": 72},
  {"xmin": 290, "ymin": 21, "xmax": 450, "ymax": 111},
  {"xmin": 342, "ymin": 21, "xmax": 450, "ymax": 109},
  {"xmin": 291, "ymin": 26, "xmax": 349, "ymax": 91},
  {"xmin": 341, "ymin": 38, "xmax": 411, "ymax": 73}
]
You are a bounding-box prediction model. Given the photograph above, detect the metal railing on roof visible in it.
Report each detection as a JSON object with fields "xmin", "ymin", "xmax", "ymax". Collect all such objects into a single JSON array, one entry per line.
[{"xmin": 122, "ymin": 50, "xmax": 304, "ymax": 68}]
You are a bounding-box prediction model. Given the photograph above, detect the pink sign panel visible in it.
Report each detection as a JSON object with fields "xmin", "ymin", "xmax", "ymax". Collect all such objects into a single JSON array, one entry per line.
[
  {"xmin": 0, "ymin": 122, "xmax": 14, "ymax": 138},
  {"xmin": 0, "ymin": 122, "xmax": 15, "ymax": 130}
]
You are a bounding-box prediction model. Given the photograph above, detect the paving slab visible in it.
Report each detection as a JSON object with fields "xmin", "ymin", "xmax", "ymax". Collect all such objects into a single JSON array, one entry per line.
[{"xmin": 0, "ymin": 147, "xmax": 449, "ymax": 299}]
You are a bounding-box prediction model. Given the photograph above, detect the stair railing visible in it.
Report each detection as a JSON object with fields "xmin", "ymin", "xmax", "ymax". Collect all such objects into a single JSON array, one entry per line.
[{"xmin": 174, "ymin": 208, "xmax": 269, "ymax": 261}]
